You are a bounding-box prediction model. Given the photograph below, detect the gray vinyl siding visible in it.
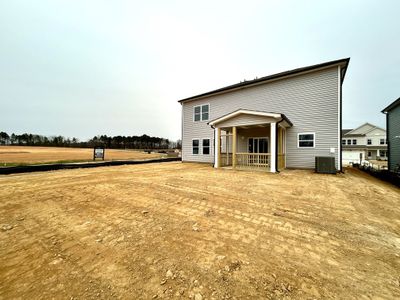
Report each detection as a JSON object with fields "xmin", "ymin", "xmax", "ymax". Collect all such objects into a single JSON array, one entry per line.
[
  {"xmin": 181, "ymin": 66, "xmax": 340, "ymax": 169},
  {"xmin": 388, "ymin": 105, "xmax": 400, "ymax": 172}
]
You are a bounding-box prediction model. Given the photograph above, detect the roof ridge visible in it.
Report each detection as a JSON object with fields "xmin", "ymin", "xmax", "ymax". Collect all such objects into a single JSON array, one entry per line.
[{"xmin": 178, "ymin": 58, "xmax": 350, "ymax": 103}]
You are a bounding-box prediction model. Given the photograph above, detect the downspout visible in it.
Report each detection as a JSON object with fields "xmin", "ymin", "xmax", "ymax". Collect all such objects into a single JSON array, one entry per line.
[
  {"xmin": 275, "ymin": 117, "xmax": 285, "ymax": 173},
  {"xmin": 211, "ymin": 124, "xmax": 215, "ymax": 168},
  {"xmin": 180, "ymin": 102, "xmax": 183, "ymax": 162},
  {"xmin": 385, "ymin": 111, "xmax": 390, "ymax": 171},
  {"xmin": 339, "ymin": 71, "xmax": 343, "ymax": 173}
]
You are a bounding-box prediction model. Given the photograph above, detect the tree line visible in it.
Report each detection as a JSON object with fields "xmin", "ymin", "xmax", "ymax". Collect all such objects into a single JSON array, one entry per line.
[{"xmin": 0, "ymin": 131, "xmax": 181, "ymax": 149}]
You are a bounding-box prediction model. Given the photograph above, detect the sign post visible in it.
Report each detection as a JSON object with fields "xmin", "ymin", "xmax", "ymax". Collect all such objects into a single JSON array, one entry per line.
[{"xmin": 93, "ymin": 146, "xmax": 105, "ymax": 161}]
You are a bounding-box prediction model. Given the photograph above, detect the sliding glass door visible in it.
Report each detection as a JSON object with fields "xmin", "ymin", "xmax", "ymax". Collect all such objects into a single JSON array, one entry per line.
[{"xmin": 248, "ymin": 137, "xmax": 269, "ymax": 153}]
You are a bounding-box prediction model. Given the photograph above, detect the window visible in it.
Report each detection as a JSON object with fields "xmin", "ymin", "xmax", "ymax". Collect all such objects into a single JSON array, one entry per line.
[
  {"xmin": 380, "ymin": 139, "xmax": 384, "ymax": 145},
  {"xmin": 202, "ymin": 139, "xmax": 210, "ymax": 155},
  {"xmin": 352, "ymin": 139, "xmax": 357, "ymax": 145},
  {"xmin": 367, "ymin": 139, "xmax": 372, "ymax": 145},
  {"xmin": 368, "ymin": 151, "xmax": 372, "ymax": 157},
  {"xmin": 193, "ymin": 104, "xmax": 209, "ymax": 122},
  {"xmin": 298, "ymin": 133, "xmax": 315, "ymax": 148},
  {"xmin": 380, "ymin": 150, "xmax": 387, "ymax": 157},
  {"xmin": 248, "ymin": 138, "xmax": 269, "ymax": 153},
  {"xmin": 201, "ymin": 105, "xmax": 209, "ymax": 121},
  {"xmin": 347, "ymin": 139, "xmax": 351, "ymax": 145},
  {"xmin": 194, "ymin": 106, "xmax": 201, "ymax": 121},
  {"xmin": 192, "ymin": 139, "xmax": 199, "ymax": 154},
  {"xmin": 342, "ymin": 139, "xmax": 346, "ymax": 145}
]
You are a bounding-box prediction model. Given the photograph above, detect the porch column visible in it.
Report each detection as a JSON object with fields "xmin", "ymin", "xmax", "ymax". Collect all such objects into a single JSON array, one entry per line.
[
  {"xmin": 270, "ymin": 122, "xmax": 276, "ymax": 173},
  {"xmin": 232, "ymin": 126, "xmax": 237, "ymax": 168},
  {"xmin": 214, "ymin": 128, "xmax": 221, "ymax": 168}
]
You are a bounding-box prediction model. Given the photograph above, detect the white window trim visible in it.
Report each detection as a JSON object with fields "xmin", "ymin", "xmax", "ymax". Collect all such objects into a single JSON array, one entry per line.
[
  {"xmin": 297, "ymin": 132, "xmax": 315, "ymax": 148},
  {"xmin": 192, "ymin": 138, "xmax": 200, "ymax": 155},
  {"xmin": 247, "ymin": 137, "xmax": 269, "ymax": 153},
  {"xmin": 202, "ymin": 138, "xmax": 211, "ymax": 155},
  {"xmin": 193, "ymin": 106, "xmax": 201, "ymax": 122},
  {"xmin": 193, "ymin": 104, "xmax": 210, "ymax": 122}
]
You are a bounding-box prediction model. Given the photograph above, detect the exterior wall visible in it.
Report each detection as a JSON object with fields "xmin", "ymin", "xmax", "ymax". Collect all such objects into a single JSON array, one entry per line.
[
  {"xmin": 342, "ymin": 136, "xmax": 365, "ymax": 146},
  {"xmin": 342, "ymin": 149, "xmax": 364, "ymax": 165},
  {"xmin": 388, "ymin": 105, "xmax": 400, "ymax": 171},
  {"xmin": 366, "ymin": 128, "xmax": 386, "ymax": 146},
  {"xmin": 366, "ymin": 149, "xmax": 378, "ymax": 160},
  {"xmin": 181, "ymin": 66, "xmax": 340, "ymax": 169}
]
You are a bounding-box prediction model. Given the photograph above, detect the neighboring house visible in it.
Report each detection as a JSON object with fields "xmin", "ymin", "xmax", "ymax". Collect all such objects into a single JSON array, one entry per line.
[
  {"xmin": 178, "ymin": 58, "xmax": 350, "ymax": 172},
  {"xmin": 341, "ymin": 123, "xmax": 387, "ymax": 165},
  {"xmin": 382, "ymin": 97, "xmax": 400, "ymax": 172}
]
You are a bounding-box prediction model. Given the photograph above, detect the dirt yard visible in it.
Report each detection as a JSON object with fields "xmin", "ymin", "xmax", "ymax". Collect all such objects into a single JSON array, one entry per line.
[
  {"xmin": 0, "ymin": 163, "xmax": 399, "ymax": 299},
  {"xmin": 0, "ymin": 146, "xmax": 164, "ymax": 166}
]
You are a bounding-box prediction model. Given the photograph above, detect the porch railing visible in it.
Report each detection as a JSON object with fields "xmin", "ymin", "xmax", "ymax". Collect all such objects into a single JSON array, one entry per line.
[
  {"xmin": 236, "ymin": 153, "xmax": 270, "ymax": 170},
  {"xmin": 220, "ymin": 153, "xmax": 232, "ymax": 167}
]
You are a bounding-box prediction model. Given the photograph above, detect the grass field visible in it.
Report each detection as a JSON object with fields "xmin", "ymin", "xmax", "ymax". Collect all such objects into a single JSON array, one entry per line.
[
  {"xmin": 0, "ymin": 146, "xmax": 165, "ymax": 166},
  {"xmin": 0, "ymin": 163, "xmax": 399, "ymax": 299}
]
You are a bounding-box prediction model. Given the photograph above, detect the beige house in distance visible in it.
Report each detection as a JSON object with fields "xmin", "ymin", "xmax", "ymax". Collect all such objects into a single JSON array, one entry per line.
[{"xmin": 342, "ymin": 123, "xmax": 387, "ymax": 165}]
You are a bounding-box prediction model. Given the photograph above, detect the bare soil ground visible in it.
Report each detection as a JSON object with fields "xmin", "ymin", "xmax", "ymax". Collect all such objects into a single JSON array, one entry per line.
[
  {"xmin": 0, "ymin": 163, "xmax": 399, "ymax": 299},
  {"xmin": 0, "ymin": 146, "xmax": 163, "ymax": 166}
]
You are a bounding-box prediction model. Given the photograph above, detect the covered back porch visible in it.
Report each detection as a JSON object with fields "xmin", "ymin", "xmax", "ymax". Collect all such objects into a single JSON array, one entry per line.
[{"xmin": 209, "ymin": 109, "xmax": 292, "ymax": 172}]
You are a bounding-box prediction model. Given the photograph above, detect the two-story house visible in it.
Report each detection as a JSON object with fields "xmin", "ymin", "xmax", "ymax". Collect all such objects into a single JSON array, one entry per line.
[
  {"xmin": 382, "ymin": 97, "xmax": 400, "ymax": 172},
  {"xmin": 178, "ymin": 58, "xmax": 350, "ymax": 172},
  {"xmin": 341, "ymin": 123, "xmax": 387, "ymax": 165}
]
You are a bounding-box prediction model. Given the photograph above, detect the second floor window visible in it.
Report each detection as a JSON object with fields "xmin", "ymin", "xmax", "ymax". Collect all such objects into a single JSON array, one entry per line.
[
  {"xmin": 194, "ymin": 104, "xmax": 209, "ymax": 122},
  {"xmin": 352, "ymin": 139, "xmax": 357, "ymax": 145},
  {"xmin": 380, "ymin": 139, "xmax": 385, "ymax": 145},
  {"xmin": 347, "ymin": 139, "xmax": 351, "ymax": 145},
  {"xmin": 367, "ymin": 139, "xmax": 372, "ymax": 145},
  {"xmin": 342, "ymin": 139, "xmax": 346, "ymax": 145}
]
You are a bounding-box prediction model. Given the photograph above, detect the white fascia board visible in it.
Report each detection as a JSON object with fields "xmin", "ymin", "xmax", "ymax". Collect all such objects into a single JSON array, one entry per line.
[{"xmin": 208, "ymin": 110, "xmax": 281, "ymax": 126}]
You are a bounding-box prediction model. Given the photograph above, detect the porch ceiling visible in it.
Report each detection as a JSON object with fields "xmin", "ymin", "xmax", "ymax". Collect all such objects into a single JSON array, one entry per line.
[{"xmin": 221, "ymin": 124, "xmax": 269, "ymax": 132}]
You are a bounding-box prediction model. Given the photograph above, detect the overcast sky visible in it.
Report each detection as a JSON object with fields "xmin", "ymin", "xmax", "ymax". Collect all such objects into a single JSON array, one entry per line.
[{"xmin": 1, "ymin": 0, "xmax": 399, "ymax": 141}]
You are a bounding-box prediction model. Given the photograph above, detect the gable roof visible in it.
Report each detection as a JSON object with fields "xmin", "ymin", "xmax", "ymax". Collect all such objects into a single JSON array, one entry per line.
[
  {"xmin": 207, "ymin": 109, "xmax": 293, "ymax": 127},
  {"xmin": 344, "ymin": 122, "xmax": 385, "ymax": 136},
  {"xmin": 178, "ymin": 58, "xmax": 350, "ymax": 103},
  {"xmin": 382, "ymin": 97, "xmax": 400, "ymax": 113},
  {"xmin": 342, "ymin": 129, "xmax": 353, "ymax": 135}
]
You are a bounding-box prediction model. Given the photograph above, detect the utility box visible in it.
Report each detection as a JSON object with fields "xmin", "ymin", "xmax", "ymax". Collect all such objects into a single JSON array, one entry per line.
[{"xmin": 315, "ymin": 156, "xmax": 336, "ymax": 174}]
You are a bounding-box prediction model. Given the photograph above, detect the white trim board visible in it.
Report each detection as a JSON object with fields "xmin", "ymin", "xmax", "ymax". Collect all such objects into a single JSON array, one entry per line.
[
  {"xmin": 193, "ymin": 103, "xmax": 210, "ymax": 122},
  {"xmin": 297, "ymin": 132, "xmax": 316, "ymax": 148},
  {"xmin": 209, "ymin": 109, "xmax": 281, "ymax": 126}
]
